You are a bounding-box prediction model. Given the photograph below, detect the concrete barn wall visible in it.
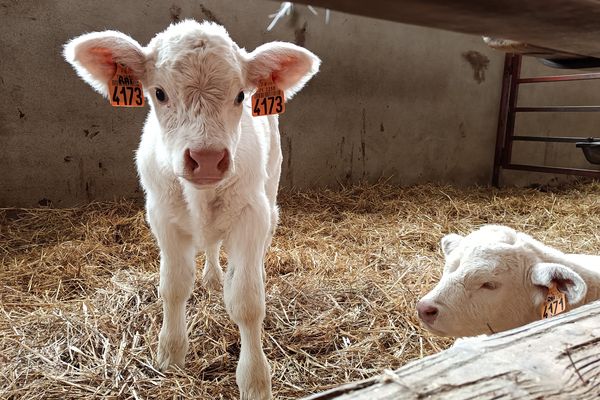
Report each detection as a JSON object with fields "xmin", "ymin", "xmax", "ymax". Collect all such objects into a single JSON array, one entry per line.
[{"xmin": 4, "ymin": 0, "xmax": 595, "ymax": 206}]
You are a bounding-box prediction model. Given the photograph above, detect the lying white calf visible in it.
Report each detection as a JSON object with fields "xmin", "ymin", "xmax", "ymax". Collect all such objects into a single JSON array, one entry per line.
[
  {"xmin": 417, "ymin": 225, "xmax": 600, "ymax": 337},
  {"xmin": 64, "ymin": 20, "xmax": 319, "ymax": 399}
]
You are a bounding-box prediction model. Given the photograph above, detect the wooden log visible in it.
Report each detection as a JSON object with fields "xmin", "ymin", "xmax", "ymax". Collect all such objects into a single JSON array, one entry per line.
[
  {"xmin": 303, "ymin": 300, "xmax": 600, "ymax": 399},
  {"xmin": 291, "ymin": 0, "xmax": 600, "ymax": 59}
]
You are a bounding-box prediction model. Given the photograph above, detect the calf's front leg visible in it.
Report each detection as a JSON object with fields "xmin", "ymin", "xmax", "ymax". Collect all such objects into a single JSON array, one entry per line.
[
  {"xmin": 148, "ymin": 208, "xmax": 196, "ymax": 370},
  {"xmin": 224, "ymin": 198, "xmax": 272, "ymax": 400}
]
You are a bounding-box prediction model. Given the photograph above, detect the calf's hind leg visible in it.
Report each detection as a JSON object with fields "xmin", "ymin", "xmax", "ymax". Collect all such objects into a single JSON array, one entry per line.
[{"xmin": 203, "ymin": 241, "xmax": 223, "ymax": 290}]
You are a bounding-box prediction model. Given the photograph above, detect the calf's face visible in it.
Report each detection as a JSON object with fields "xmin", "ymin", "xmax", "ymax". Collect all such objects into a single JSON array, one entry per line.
[
  {"xmin": 145, "ymin": 27, "xmax": 246, "ymax": 187},
  {"xmin": 64, "ymin": 20, "xmax": 319, "ymax": 188},
  {"xmin": 417, "ymin": 226, "xmax": 587, "ymax": 337}
]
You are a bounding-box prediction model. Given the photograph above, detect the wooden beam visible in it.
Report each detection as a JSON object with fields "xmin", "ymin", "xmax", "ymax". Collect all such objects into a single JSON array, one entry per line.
[
  {"xmin": 303, "ymin": 300, "xmax": 600, "ymax": 399},
  {"xmin": 291, "ymin": 0, "xmax": 600, "ymax": 59}
]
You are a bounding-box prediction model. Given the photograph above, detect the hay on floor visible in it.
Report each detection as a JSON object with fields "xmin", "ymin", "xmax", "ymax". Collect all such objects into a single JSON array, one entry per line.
[{"xmin": 2, "ymin": 182, "xmax": 600, "ymax": 399}]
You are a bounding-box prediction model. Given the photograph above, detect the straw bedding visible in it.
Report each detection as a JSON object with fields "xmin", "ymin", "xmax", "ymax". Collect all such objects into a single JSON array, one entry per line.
[{"xmin": 2, "ymin": 181, "xmax": 600, "ymax": 399}]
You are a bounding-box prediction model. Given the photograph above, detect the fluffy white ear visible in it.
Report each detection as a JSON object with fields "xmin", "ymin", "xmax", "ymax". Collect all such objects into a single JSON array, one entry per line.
[
  {"xmin": 441, "ymin": 233, "xmax": 463, "ymax": 257},
  {"xmin": 245, "ymin": 42, "xmax": 320, "ymax": 99},
  {"xmin": 531, "ymin": 262, "xmax": 587, "ymax": 304},
  {"xmin": 63, "ymin": 31, "xmax": 146, "ymax": 98}
]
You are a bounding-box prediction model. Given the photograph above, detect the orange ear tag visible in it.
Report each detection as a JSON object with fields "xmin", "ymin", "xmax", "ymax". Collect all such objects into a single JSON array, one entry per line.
[
  {"xmin": 251, "ymin": 78, "xmax": 285, "ymax": 117},
  {"xmin": 540, "ymin": 283, "xmax": 567, "ymax": 319},
  {"xmin": 108, "ymin": 64, "xmax": 145, "ymax": 107}
]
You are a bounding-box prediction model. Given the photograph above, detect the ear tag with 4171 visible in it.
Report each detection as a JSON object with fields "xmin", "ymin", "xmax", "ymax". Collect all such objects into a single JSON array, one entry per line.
[{"xmin": 540, "ymin": 283, "xmax": 567, "ymax": 319}]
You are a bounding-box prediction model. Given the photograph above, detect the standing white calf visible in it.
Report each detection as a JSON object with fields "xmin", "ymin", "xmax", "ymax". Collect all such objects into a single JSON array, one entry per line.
[
  {"xmin": 417, "ymin": 225, "xmax": 600, "ymax": 337},
  {"xmin": 64, "ymin": 20, "xmax": 319, "ymax": 399}
]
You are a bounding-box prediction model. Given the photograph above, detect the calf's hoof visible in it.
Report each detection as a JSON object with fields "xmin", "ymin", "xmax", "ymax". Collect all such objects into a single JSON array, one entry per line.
[
  {"xmin": 157, "ymin": 330, "xmax": 188, "ymax": 371},
  {"xmin": 237, "ymin": 352, "xmax": 272, "ymax": 400}
]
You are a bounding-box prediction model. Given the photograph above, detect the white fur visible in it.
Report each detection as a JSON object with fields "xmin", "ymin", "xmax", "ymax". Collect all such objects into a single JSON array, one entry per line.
[
  {"xmin": 64, "ymin": 20, "xmax": 320, "ymax": 400},
  {"xmin": 419, "ymin": 225, "xmax": 600, "ymax": 337}
]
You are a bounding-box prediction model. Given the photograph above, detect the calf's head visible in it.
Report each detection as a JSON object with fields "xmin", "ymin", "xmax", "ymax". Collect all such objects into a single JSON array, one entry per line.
[
  {"xmin": 64, "ymin": 20, "xmax": 320, "ymax": 188},
  {"xmin": 417, "ymin": 225, "xmax": 587, "ymax": 337}
]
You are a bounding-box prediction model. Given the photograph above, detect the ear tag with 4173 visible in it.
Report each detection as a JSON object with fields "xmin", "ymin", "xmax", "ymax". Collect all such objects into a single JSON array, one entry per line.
[
  {"xmin": 108, "ymin": 64, "xmax": 145, "ymax": 107},
  {"xmin": 251, "ymin": 77, "xmax": 285, "ymax": 117}
]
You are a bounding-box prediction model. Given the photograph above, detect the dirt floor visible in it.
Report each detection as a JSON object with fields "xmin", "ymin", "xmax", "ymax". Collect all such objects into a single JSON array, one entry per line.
[{"xmin": 2, "ymin": 181, "xmax": 600, "ymax": 399}]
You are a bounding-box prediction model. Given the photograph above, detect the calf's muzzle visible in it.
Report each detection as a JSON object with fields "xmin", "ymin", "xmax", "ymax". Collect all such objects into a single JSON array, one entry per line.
[{"xmin": 184, "ymin": 148, "xmax": 230, "ymax": 185}]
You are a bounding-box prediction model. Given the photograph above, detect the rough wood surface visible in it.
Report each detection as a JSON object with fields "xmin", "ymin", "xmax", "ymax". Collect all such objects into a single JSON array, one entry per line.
[
  {"xmin": 482, "ymin": 37, "xmax": 578, "ymax": 60},
  {"xmin": 292, "ymin": 0, "xmax": 600, "ymax": 58},
  {"xmin": 303, "ymin": 300, "xmax": 600, "ymax": 399}
]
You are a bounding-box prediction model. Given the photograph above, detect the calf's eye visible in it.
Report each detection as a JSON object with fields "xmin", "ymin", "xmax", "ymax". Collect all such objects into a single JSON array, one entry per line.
[
  {"xmin": 481, "ymin": 282, "xmax": 499, "ymax": 290},
  {"xmin": 155, "ymin": 88, "xmax": 167, "ymax": 103},
  {"xmin": 235, "ymin": 91, "xmax": 245, "ymax": 105}
]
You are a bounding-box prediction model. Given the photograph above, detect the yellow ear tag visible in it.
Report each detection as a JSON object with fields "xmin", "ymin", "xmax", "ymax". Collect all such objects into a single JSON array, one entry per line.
[
  {"xmin": 540, "ymin": 283, "xmax": 567, "ymax": 319},
  {"xmin": 108, "ymin": 64, "xmax": 145, "ymax": 107},
  {"xmin": 251, "ymin": 78, "xmax": 285, "ymax": 117}
]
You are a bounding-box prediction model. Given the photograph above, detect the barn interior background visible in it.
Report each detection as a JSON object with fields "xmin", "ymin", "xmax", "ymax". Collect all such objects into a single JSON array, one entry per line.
[
  {"xmin": 2, "ymin": 0, "xmax": 600, "ymax": 207},
  {"xmin": 2, "ymin": 0, "xmax": 600, "ymax": 399}
]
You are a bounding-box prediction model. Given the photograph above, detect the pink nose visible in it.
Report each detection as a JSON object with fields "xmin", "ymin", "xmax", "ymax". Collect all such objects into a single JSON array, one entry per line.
[
  {"xmin": 416, "ymin": 300, "xmax": 439, "ymax": 324},
  {"xmin": 184, "ymin": 148, "xmax": 229, "ymax": 184}
]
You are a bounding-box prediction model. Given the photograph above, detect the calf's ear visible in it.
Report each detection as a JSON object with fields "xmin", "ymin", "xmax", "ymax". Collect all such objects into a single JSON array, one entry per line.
[
  {"xmin": 441, "ymin": 233, "xmax": 463, "ymax": 257},
  {"xmin": 64, "ymin": 31, "xmax": 146, "ymax": 98},
  {"xmin": 245, "ymin": 42, "xmax": 320, "ymax": 99},
  {"xmin": 531, "ymin": 262, "xmax": 587, "ymax": 304}
]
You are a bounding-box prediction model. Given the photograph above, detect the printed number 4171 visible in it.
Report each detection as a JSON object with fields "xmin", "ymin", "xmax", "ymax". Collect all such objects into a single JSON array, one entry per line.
[{"xmin": 542, "ymin": 298, "xmax": 565, "ymax": 318}]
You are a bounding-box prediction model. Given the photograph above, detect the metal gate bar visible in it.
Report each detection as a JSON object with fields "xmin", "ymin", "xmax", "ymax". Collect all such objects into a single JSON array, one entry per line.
[{"xmin": 492, "ymin": 53, "xmax": 600, "ymax": 186}]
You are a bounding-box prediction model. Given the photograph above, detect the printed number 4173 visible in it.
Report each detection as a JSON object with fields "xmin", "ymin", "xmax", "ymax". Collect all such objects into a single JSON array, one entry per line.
[
  {"xmin": 112, "ymin": 86, "xmax": 143, "ymax": 106},
  {"xmin": 253, "ymin": 95, "xmax": 283, "ymax": 115}
]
